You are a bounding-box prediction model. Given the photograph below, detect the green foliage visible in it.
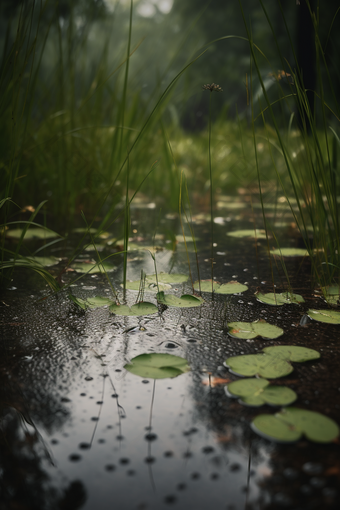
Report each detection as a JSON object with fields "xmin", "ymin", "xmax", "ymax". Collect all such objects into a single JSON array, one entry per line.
[
  {"xmin": 227, "ymin": 378, "xmax": 297, "ymax": 407},
  {"xmin": 255, "ymin": 292, "xmax": 305, "ymax": 306},
  {"xmin": 156, "ymin": 291, "xmax": 203, "ymax": 308},
  {"xmin": 228, "ymin": 320, "xmax": 284, "ymax": 340}
]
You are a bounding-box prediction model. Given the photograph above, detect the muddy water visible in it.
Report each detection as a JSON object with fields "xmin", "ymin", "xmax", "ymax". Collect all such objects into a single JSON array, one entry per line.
[{"xmin": 1, "ymin": 209, "xmax": 340, "ymax": 510}]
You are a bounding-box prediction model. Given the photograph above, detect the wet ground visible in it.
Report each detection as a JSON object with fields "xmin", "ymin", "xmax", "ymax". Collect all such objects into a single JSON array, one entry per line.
[{"xmin": 1, "ymin": 202, "xmax": 340, "ymax": 510}]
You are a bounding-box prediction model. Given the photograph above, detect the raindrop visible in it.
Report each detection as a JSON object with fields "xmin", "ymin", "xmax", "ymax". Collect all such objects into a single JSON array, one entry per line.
[
  {"xmin": 127, "ymin": 470, "xmax": 136, "ymax": 476},
  {"xmin": 164, "ymin": 451, "xmax": 173, "ymax": 457},
  {"xmin": 145, "ymin": 456, "xmax": 155, "ymax": 464},
  {"xmin": 177, "ymin": 483, "xmax": 186, "ymax": 491},
  {"xmin": 51, "ymin": 439, "xmax": 58, "ymax": 445},
  {"xmin": 164, "ymin": 342, "xmax": 177, "ymax": 349},
  {"xmin": 136, "ymin": 405, "xmax": 142, "ymax": 409},
  {"xmin": 80, "ymin": 393, "xmax": 86, "ymax": 397},
  {"xmin": 111, "ymin": 394, "xmax": 118, "ymax": 398},
  {"xmin": 105, "ymin": 464, "xmax": 116, "ymax": 472},
  {"xmin": 142, "ymin": 380, "xmax": 150, "ymax": 384},
  {"xmin": 191, "ymin": 472, "xmax": 200, "ymax": 480},
  {"xmin": 69, "ymin": 454, "xmax": 82, "ymax": 462},
  {"xmin": 164, "ymin": 495, "xmax": 177, "ymax": 504},
  {"xmin": 183, "ymin": 452, "xmax": 192, "ymax": 458},
  {"xmin": 202, "ymin": 446, "xmax": 215, "ymax": 454},
  {"xmin": 145, "ymin": 433, "xmax": 157, "ymax": 441},
  {"xmin": 211, "ymin": 473, "xmax": 219, "ymax": 480},
  {"xmin": 79, "ymin": 442, "xmax": 91, "ymax": 450},
  {"xmin": 116, "ymin": 435, "xmax": 124, "ymax": 441},
  {"xmin": 309, "ymin": 477, "xmax": 326, "ymax": 489},
  {"xmin": 98, "ymin": 439, "xmax": 105, "ymax": 444},
  {"xmin": 303, "ymin": 462, "xmax": 323, "ymax": 476},
  {"xmin": 96, "ymin": 401, "xmax": 103, "ymax": 405},
  {"xmin": 85, "ymin": 376, "xmax": 93, "ymax": 381},
  {"xmin": 230, "ymin": 463, "xmax": 241, "ymax": 472},
  {"xmin": 119, "ymin": 458, "xmax": 130, "ymax": 465},
  {"xmin": 91, "ymin": 417, "xmax": 99, "ymax": 421}
]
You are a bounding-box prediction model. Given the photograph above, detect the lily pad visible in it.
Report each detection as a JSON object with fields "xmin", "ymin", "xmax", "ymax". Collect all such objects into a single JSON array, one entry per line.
[
  {"xmin": 227, "ymin": 229, "xmax": 267, "ymax": 239},
  {"xmin": 225, "ymin": 354, "xmax": 293, "ymax": 379},
  {"xmin": 270, "ymin": 248, "xmax": 309, "ymax": 257},
  {"xmin": 124, "ymin": 353, "xmax": 190, "ymax": 379},
  {"xmin": 69, "ymin": 295, "xmax": 113, "ymax": 309},
  {"xmin": 71, "ymin": 261, "xmax": 116, "ymax": 273},
  {"xmin": 228, "ymin": 320, "xmax": 284, "ymax": 340},
  {"xmin": 6, "ymin": 227, "xmax": 59, "ymax": 240},
  {"xmin": 215, "ymin": 282, "xmax": 248, "ymax": 294},
  {"xmin": 125, "ymin": 273, "xmax": 188, "ymax": 292},
  {"xmin": 109, "ymin": 302, "xmax": 158, "ymax": 316},
  {"xmin": 156, "ymin": 291, "xmax": 203, "ymax": 308},
  {"xmin": 226, "ymin": 378, "xmax": 297, "ymax": 407},
  {"xmin": 262, "ymin": 345, "xmax": 320, "ymax": 362},
  {"xmin": 193, "ymin": 280, "xmax": 220, "ymax": 292},
  {"xmin": 24, "ymin": 256, "xmax": 60, "ymax": 267},
  {"xmin": 307, "ymin": 309, "xmax": 340, "ymax": 324},
  {"xmin": 193, "ymin": 280, "xmax": 248, "ymax": 294},
  {"xmin": 321, "ymin": 285, "xmax": 340, "ymax": 306},
  {"xmin": 255, "ymin": 291, "xmax": 305, "ymax": 306},
  {"xmin": 252, "ymin": 407, "xmax": 339, "ymax": 443}
]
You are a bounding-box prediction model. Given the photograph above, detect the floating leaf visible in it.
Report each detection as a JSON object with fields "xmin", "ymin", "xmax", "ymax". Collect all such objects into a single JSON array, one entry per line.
[
  {"xmin": 321, "ymin": 285, "xmax": 340, "ymax": 306},
  {"xmin": 215, "ymin": 281, "xmax": 248, "ymax": 294},
  {"xmin": 109, "ymin": 302, "xmax": 158, "ymax": 316},
  {"xmin": 262, "ymin": 345, "xmax": 320, "ymax": 362},
  {"xmin": 225, "ymin": 354, "xmax": 293, "ymax": 378},
  {"xmin": 73, "ymin": 227, "xmax": 98, "ymax": 234},
  {"xmin": 69, "ymin": 295, "xmax": 113, "ymax": 309},
  {"xmin": 270, "ymin": 248, "xmax": 309, "ymax": 257},
  {"xmin": 228, "ymin": 320, "xmax": 284, "ymax": 340},
  {"xmin": 156, "ymin": 292, "xmax": 203, "ymax": 308},
  {"xmin": 255, "ymin": 291, "xmax": 305, "ymax": 306},
  {"xmin": 124, "ymin": 353, "xmax": 190, "ymax": 379},
  {"xmin": 227, "ymin": 229, "xmax": 267, "ymax": 239},
  {"xmin": 6, "ymin": 227, "xmax": 59, "ymax": 240},
  {"xmin": 252, "ymin": 407, "xmax": 339, "ymax": 443},
  {"xmin": 20, "ymin": 256, "xmax": 60, "ymax": 267},
  {"xmin": 193, "ymin": 280, "xmax": 220, "ymax": 292},
  {"xmin": 71, "ymin": 261, "xmax": 116, "ymax": 273},
  {"xmin": 307, "ymin": 309, "xmax": 340, "ymax": 324},
  {"xmin": 125, "ymin": 273, "xmax": 188, "ymax": 292},
  {"xmin": 226, "ymin": 378, "xmax": 297, "ymax": 407}
]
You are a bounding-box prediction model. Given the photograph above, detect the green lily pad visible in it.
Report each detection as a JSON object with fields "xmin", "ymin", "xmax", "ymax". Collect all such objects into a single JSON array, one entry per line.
[
  {"xmin": 307, "ymin": 309, "xmax": 340, "ymax": 324},
  {"xmin": 69, "ymin": 295, "xmax": 113, "ymax": 309},
  {"xmin": 109, "ymin": 302, "xmax": 158, "ymax": 316},
  {"xmin": 270, "ymin": 248, "xmax": 309, "ymax": 257},
  {"xmin": 24, "ymin": 256, "xmax": 60, "ymax": 267},
  {"xmin": 262, "ymin": 345, "xmax": 320, "ymax": 362},
  {"xmin": 225, "ymin": 353, "xmax": 293, "ymax": 378},
  {"xmin": 226, "ymin": 378, "xmax": 297, "ymax": 407},
  {"xmin": 252, "ymin": 407, "xmax": 339, "ymax": 443},
  {"xmin": 228, "ymin": 320, "xmax": 284, "ymax": 340},
  {"xmin": 71, "ymin": 261, "xmax": 116, "ymax": 273},
  {"xmin": 124, "ymin": 353, "xmax": 190, "ymax": 379},
  {"xmin": 227, "ymin": 229, "xmax": 267, "ymax": 239},
  {"xmin": 193, "ymin": 280, "xmax": 220, "ymax": 292},
  {"xmin": 156, "ymin": 291, "xmax": 203, "ymax": 308},
  {"xmin": 124, "ymin": 273, "xmax": 188, "ymax": 292},
  {"xmin": 321, "ymin": 285, "xmax": 340, "ymax": 306},
  {"xmin": 215, "ymin": 281, "xmax": 248, "ymax": 294},
  {"xmin": 6, "ymin": 227, "xmax": 59, "ymax": 240},
  {"xmin": 255, "ymin": 291, "xmax": 305, "ymax": 306}
]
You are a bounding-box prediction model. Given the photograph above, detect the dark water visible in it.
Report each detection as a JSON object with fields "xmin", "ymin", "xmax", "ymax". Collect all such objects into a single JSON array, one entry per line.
[{"xmin": 1, "ymin": 205, "xmax": 340, "ymax": 509}]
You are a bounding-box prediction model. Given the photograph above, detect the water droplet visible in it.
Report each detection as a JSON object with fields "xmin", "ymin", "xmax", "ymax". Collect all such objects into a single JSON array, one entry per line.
[
  {"xmin": 69, "ymin": 454, "xmax": 82, "ymax": 462},
  {"xmin": 145, "ymin": 433, "xmax": 157, "ymax": 441},
  {"xmin": 119, "ymin": 458, "xmax": 130, "ymax": 465},
  {"xmin": 105, "ymin": 464, "xmax": 116, "ymax": 472},
  {"xmin": 303, "ymin": 462, "xmax": 323, "ymax": 476},
  {"xmin": 85, "ymin": 376, "xmax": 93, "ymax": 381}
]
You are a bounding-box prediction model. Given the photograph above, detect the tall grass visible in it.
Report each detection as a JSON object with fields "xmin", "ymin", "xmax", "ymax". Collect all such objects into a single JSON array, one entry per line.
[{"xmin": 240, "ymin": 0, "xmax": 340, "ymax": 290}]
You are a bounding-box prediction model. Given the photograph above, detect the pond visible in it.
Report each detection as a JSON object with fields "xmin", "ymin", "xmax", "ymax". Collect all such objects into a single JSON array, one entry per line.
[{"xmin": 1, "ymin": 201, "xmax": 340, "ymax": 510}]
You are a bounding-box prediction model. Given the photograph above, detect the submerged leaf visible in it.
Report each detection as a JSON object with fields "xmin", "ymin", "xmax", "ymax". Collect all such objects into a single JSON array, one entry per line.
[
  {"xmin": 255, "ymin": 291, "xmax": 305, "ymax": 306},
  {"xmin": 109, "ymin": 302, "xmax": 158, "ymax": 316},
  {"xmin": 307, "ymin": 309, "xmax": 340, "ymax": 324},
  {"xmin": 321, "ymin": 285, "xmax": 340, "ymax": 306},
  {"xmin": 226, "ymin": 378, "xmax": 297, "ymax": 407},
  {"xmin": 124, "ymin": 353, "xmax": 190, "ymax": 379},
  {"xmin": 156, "ymin": 292, "xmax": 203, "ymax": 308},
  {"xmin": 228, "ymin": 320, "xmax": 284, "ymax": 340},
  {"xmin": 252, "ymin": 408, "xmax": 339, "ymax": 443},
  {"xmin": 193, "ymin": 280, "xmax": 220, "ymax": 292}
]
